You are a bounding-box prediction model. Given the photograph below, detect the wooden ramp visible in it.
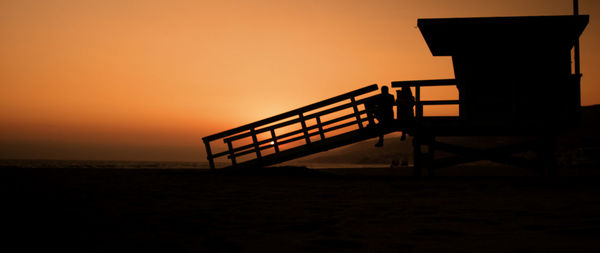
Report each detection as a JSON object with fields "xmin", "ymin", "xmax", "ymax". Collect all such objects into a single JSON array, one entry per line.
[
  {"xmin": 226, "ymin": 126, "xmax": 396, "ymax": 169},
  {"xmin": 202, "ymin": 84, "xmax": 395, "ymax": 170}
]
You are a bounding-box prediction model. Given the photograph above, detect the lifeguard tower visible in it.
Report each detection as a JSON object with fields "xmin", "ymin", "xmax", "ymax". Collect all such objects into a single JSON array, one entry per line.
[
  {"xmin": 202, "ymin": 3, "xmax": 589, "ymax": 175},
  {"xmin": 394, "ymin": 13, "xmax": 589, "ymax": 175}
]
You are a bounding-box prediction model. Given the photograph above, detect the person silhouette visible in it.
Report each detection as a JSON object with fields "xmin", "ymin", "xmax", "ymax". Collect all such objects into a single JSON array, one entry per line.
[
  {"xmin": 397, "ymin": 86, "xmax": 415, "ymax": 140},
  {"xmin": 365, "ymin": 86, "xmax": 395, "ymax": 147}
]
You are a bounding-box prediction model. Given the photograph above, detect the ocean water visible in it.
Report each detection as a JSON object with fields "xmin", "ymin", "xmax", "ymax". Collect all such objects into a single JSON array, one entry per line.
[
  {"xmin": 0, "ymin": 159, "xmax": 212, "ymax": 169},
  {"xmin": 0, "ymin": 159, "xmax": 401, "ymax": 169}
]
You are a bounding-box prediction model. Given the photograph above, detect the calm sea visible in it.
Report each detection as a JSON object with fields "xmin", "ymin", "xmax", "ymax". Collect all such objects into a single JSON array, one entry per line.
[
  {"xmin": 0, "ymin": 159, "xmax": 397, "ymax": 169},
  {"xmin": 0, "ymin": 159, "xmax": 212, "ymax": 169}
]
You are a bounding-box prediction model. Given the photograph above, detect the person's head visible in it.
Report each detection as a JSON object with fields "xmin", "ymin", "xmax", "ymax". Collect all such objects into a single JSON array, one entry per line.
[
  {"xmin": 381, "ymin": 86, "xmax": 389, "ymax": 94},
  {"xmin": 402, "ymin": 86, "xmax": 412, "ymax": 95}
]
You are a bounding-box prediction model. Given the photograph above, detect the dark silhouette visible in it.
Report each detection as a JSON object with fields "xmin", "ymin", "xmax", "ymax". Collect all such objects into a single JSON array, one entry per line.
[
  {"xmin": 365, "ymin": 86, "xmax": 395, "ymax": 147},
  {"xmin": 203, "ymin": 3, "xmax": 589, "ymax": 176},
  {"xmin": 203, "ymin": 84, "xmax": 390, "ymax": 170},
  {"xmin": 396, "ymin": 86, "xmax": 415, "ymax": 140},
  {"xmin": 392, "ymin": 13, "xmax": 589, "ymax": 176}
]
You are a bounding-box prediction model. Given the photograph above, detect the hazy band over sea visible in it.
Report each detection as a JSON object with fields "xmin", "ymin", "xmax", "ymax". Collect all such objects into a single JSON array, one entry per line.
[{"xmin": 0, "ymin": 159, "xmax": 394, "ymax": 170}]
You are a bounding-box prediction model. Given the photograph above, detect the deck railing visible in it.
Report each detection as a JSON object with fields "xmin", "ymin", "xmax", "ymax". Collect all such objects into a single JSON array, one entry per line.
[
  {"xmin": 202, "ymin": 84, "xmax": 381, "ymax": 169},
  {"xmin": 391, "ymin": 79, "xmax": 459, "ymax": 120}
]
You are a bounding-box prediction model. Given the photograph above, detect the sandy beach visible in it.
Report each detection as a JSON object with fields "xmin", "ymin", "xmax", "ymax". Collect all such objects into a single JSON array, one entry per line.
[{"xmin": 5, "ymin": 166, "xmax": 600, "ymax": 252}]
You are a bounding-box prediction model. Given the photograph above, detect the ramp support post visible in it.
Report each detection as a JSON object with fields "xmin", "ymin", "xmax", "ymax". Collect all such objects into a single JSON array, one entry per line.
[
  {"xmin": 412, "ymin": 134, "xmax": 436, "ymax": 176},
  {"xmin": 413, "ymin": 135, "xmax": 422, "ymax": 176},
  {"xmin": 203, "ymin": 140, "xmax": 215, "ymax": 170}
]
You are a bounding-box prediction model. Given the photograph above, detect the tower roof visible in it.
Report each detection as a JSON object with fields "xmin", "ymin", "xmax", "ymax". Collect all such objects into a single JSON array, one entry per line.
[{"xmin": 418, "ymin": 15, "xmax": 589, "ymax": 56}]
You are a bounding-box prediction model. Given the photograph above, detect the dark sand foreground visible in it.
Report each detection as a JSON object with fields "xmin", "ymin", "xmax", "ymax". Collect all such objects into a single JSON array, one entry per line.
[{"xmin": 5, "ymin": 166, "xmax": 600, "ymax": 252}]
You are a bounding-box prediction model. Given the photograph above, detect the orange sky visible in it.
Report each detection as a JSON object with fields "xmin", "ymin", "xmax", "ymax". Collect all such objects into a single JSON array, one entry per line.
[{"xmin": 1, "ymin": 0, "xmax": 599, "ymax": 161}]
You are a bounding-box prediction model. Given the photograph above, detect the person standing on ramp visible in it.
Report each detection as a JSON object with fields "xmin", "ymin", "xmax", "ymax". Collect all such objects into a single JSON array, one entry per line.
[{"xmin": 365, "ymin": 86, "xmax": 395, "ymax": 147}]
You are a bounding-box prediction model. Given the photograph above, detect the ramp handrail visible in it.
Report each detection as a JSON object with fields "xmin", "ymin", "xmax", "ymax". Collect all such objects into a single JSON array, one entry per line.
[
  {"xmin": 202, "ymin": 84, "xmax": 380, "ymax": 169},
  {"xmin": 392, "ymin": 79, "xmax": 459, "ymax": 119}
]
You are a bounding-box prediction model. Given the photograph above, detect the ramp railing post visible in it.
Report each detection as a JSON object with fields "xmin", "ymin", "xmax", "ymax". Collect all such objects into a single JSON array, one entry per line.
[
  {"xmin": 351, "ymin": 97, "xmax": 363, "ymax": 129},
  {"xmin": 226, "ymin": 140, "xmax": 237, "ymax": 166},
  {"xmin": 415, "ymin": 84, "xmax": 422, "ymax": 120},
  {"xmin": 299, "ymin": 113, "xmax": 311, "ymax": 145},
  {"xmin": 270, "ymin": 129, "xmax": 280, "ymax": 153},
  {"xmin": 251, "ymin": 128, "xmax": 261, "ymax": 160},
  {"xmin": 316, "ymin": 116, "xmax": 325, "ymax": 140}
]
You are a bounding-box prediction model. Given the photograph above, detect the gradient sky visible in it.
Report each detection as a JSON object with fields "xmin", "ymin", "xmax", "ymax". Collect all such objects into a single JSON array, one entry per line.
[{"xmin": 1, "ymin": 0, "xmax": 599, "ymax": 161}]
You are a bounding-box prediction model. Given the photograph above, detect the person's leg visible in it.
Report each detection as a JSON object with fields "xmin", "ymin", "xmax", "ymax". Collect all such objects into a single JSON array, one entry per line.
[{"xmin": 375, "ymin": 116, "xmax": 389, "ymax": 147}]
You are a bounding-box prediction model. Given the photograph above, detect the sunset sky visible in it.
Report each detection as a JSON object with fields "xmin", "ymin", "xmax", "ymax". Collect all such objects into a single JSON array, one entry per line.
[{"xmin": 1, "ymin": 0, "xmax": 599, "ymax": 161}]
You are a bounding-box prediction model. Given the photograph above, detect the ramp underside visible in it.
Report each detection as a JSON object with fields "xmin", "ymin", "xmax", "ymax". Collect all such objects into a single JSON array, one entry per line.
[{"xmin": 225, "ymin": 127, "xmax": 395, "ymax": 169}]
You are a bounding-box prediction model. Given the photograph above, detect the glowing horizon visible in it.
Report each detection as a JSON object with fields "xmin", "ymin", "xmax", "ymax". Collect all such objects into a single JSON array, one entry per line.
[{"xmin": 1, "ymin": 0, "xmax": 599, "ymax": 161}]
